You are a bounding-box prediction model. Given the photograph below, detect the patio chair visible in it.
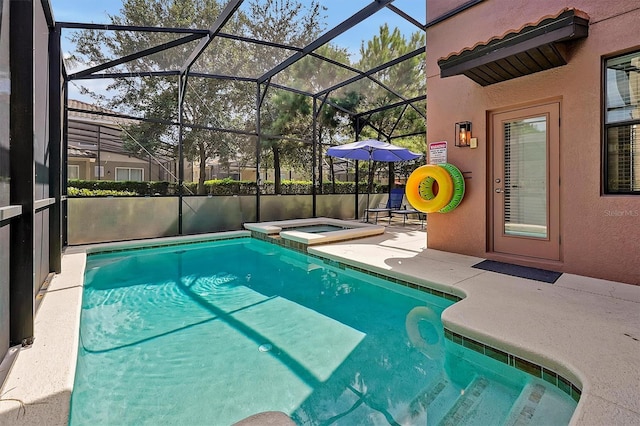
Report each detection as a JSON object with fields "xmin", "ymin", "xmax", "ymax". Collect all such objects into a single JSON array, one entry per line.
[
  {"xmin": 390, "ymin": 204, "xmax": 427, "ymax": 229},
  {"xmin": 365, "ymin": 188, "xmax": 404, "ymax": 223}
]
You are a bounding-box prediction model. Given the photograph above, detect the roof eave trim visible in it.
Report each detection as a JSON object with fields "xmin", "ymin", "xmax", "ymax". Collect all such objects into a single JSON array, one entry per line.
[
  {"xmin": 438, "ymin": 10, "xmax": 589, "ymax": 80},
  {"xmin": 440, "ymin": 25, "xmax": 583, "ymax": 78}
]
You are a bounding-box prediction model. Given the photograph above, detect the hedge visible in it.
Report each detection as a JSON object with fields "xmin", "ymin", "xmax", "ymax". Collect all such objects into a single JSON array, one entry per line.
[
  {"xmin": 67, "ymin": 179, "xmax": 387, "ymax": 196},
  {"xmin": 68, "ymin": 179, "xmax": 171, "ymax": 195},
  {"xmin": 67, "ymin": 187, "xmax": 138, "ymax": 197}
]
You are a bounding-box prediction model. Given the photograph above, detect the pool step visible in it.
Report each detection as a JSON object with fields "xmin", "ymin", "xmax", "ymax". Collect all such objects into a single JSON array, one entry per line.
[
  {"xmin": 437, "ymin": 376, "xmax": 489, "ymax": 426},
  {"xmin": 395, "ymin": 374, "xmax": 487, "ymax": 426},
  {"xmin": 503, "ymin": 380, "xmax": 576, "ymax": 426},
  {"xmin": 437, "ymin": 374, "xmax": 521, "ymax": 426},
  {"xmin": 395, "ymin": 375, "xmax": 451, "ymax": 424},
  {"xmin": 504, "ymin": 382, "xmax": 546, "ymax": 426}
]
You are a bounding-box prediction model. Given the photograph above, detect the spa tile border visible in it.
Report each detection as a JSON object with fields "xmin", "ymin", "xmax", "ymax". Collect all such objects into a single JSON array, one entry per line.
[
  {"xmin": 251, "ymin": 230, "xmax": 307, "ymax": 252},
  {"xmin": 444, "ymin": 328, "xmax": 582, "ymax": 403},
  {"xmin": 250, "ymin": 230, "xmax": 377, "ymax": 253}
]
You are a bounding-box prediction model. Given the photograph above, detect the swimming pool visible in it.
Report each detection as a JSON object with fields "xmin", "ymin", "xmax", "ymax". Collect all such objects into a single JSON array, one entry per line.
[{"xmin": 70, "ymin": 237, "xmax": 577, "ymax": 425}]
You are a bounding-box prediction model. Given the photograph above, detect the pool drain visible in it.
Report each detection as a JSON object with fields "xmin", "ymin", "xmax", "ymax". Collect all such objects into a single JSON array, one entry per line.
[{"xmin": 258, "ymin": 343, "xmax": 273, "ymax": 352}]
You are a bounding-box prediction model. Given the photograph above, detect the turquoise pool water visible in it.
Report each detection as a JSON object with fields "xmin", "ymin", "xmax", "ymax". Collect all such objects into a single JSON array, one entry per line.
[
  {"xmin": 70, "ymin": 238, "xmax": 576, "ymax": 425},
  {"xmin": 283, "ymin": 224, "xmax": 346, "ymax": 233}
]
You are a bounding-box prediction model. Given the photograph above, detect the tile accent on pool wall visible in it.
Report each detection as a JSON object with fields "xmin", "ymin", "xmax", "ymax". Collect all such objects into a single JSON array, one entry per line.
[
  {"xmin": 308, "ymin": 256, "xmax": 463, "ymax": 302},
  {"xmin": 87, "ymin": 235, "xmax": 251, "ymax": 256},
  {"xmin": 250, "ymin": 231, "xmax": 310, "ymax": 254},
  {"xmin": 255, "ymin": 236, "xmax": 463, "ymax": 302},
  {"xmin": 254, "ymin": 235, "xmax": 580, "ymax": 402},
  {"xmin": 444, "ymin": 328, "xmax": 581, "ymax": 402}
]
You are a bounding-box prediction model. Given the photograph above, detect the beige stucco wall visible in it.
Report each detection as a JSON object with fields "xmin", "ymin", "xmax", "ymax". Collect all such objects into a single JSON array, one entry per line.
[
  {"xmin": 68, "ymin": 152, "xmax": 164, "ymax": 181},
  {"xmin": 426, "ymin": 0, "xmax": 640, "ymax": 284}
]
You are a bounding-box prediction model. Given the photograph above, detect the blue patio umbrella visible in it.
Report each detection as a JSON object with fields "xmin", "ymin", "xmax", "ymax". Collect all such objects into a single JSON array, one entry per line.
[
  {"xmin": 326, "ymin": 139, "xmax": 421, "ymax": 214},
  {"xmin": 326, "ymin": 139, "xmax": 421, "ymax": 162}
]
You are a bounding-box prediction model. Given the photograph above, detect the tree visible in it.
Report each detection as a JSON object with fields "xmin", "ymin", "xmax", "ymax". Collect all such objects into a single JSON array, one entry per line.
[
  {"xmin": 70, "ymin": 0, "xmax": 323, "ymax": 194},
  {"xmin": 354, "ymin": 24, "xmax": 426, "ymax": 190},
  {"xmin": 321, "ymin": 91, "xmax": 364, "ymax": 191},
  {"xmin": 259, "ymin": 90, "xmax": 311, "ymax": 193},
  {"xmin": 256, "ymin": 42, "xmax": 349, "ymax": 194}
]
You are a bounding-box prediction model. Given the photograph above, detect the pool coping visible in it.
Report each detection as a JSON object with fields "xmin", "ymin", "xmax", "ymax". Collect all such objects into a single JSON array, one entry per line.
[
  {"xmin": 305, "ymin": 252, "xmax": 583, "ymax": 404},
  {"xmin": 0, "ymin": 229, "xmax": 638, "ymax": 425},
  {"xmin": 306, "ymin": 229, "xmax": 640, "ymax": 426},
  {"xmin": 244, "ymin": 217, "xmax": 385, "ymax": 248}
]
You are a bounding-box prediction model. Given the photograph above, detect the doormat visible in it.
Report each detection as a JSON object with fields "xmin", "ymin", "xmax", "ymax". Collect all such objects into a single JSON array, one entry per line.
[{"xmin": 472, "ymin": 260, "xmax": 562, "ymax": 284}]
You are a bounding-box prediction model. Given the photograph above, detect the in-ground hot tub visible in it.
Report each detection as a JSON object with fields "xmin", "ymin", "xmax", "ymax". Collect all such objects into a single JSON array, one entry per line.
[{"xmin": 244, "ymin": 217, "xmax": 385, "ymax": 248}]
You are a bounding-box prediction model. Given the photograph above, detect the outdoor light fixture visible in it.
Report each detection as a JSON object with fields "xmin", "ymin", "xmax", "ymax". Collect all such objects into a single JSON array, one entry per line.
[{"xmin": 455, "ymin": 121, "xmax": 472, "ymax": 147}]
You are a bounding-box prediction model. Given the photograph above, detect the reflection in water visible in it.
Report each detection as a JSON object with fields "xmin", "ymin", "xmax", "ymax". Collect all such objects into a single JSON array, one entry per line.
[{"xmin": 405, "ymin": 306, "xmax": 444, "ymax": 361}]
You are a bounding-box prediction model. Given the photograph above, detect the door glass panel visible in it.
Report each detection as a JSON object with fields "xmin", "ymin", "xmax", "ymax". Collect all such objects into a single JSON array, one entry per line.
[{"xmin": 503, "ymin": 116, "xmax": 548, "ymax": 238}]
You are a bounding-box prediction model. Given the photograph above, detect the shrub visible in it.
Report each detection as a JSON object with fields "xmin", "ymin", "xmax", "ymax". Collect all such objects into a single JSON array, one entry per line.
[
  {"xmin": 67, "ymin": 187, "xmax": 137, "ymax": 197},
  {"xmin": 66, "ymin": 179, "xmax": 387, "ymax": 196},
  {"xmin": 203, "ymin": 178, "xmax": 257, "ymax": 195}
]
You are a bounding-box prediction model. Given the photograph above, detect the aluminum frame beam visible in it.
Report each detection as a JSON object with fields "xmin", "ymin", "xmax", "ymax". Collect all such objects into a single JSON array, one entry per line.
[
  {"xmin": 10, "ymin": 0, "xmax": 35, "ymax": 346},
  {"xmin": 310, "ymin": 51, "xmax": 425, "ymax": 118},
  {"xmin": 354, "ymin": 95, "xmax": 426, "ymax": 118},
  {"xmin": 67, "ymin": 106, "xmax": 258, "ymax": 137},
  {"xmin": 216, "ymin": 31, "xmax": 303, "ymax": 52},
  {"xmin": 257, "ymin": 0, "xmax": 394, "ymax": 84},
  {"xmin": 49, "ymin": 21, "xmax": 63, "ymax": 273},
  {"xmin": 69, "ymin": 33, "xmax": 205, "ymax": 79},
  {"xmin": 386, "ymin": 4, "xmax": 424, "ymax": 30},
  {"xmin": 316, "ymin": 47, "xmax": 424, "ymax": 97},
  {"xmin": 180, "ymin": 0, "xmax": 244, "ymax": 74},
  {"xmin": 58, "ymin": 21, "xmax": 211, "ymax": 34},
  {"xmin": 70, "ymin": 70, "xmax": 180, "ymax": 80}
]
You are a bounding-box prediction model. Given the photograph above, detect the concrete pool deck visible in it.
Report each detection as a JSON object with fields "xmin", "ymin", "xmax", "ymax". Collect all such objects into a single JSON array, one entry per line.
[{"xmin": 0, "ymin": 226, "xmax": 638, "ymax": 425}]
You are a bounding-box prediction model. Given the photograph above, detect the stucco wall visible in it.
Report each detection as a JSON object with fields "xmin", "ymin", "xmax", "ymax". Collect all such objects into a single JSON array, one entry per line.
[
  {"xmin": 426, "ymin": 0, "xmax": 640, "ymax": 284},
  {"xmin": 68, "ymin": 152, "xmax": 164, "ymax": 181}
]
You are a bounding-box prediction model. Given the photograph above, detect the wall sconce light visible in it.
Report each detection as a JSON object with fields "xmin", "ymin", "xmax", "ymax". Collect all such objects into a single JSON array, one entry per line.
[{"xmin": 455, "ymin": 121, "xmax": 472, "ymax": 147}]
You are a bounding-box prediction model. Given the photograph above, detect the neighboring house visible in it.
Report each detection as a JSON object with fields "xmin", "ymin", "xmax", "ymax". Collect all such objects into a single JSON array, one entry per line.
[
  {"xmin": 67, "ymin": 99, "xmax": 183, "ymax": 182},
  {"xmin": 68, "ymin": 100, "xmax": 306, "ymax": 185},
  {"xmin": 424, "ymin": 1, "xmax": 639, "ymax": 285}
]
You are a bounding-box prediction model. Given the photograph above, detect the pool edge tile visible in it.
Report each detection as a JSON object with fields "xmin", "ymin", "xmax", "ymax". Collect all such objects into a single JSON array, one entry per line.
[{"xmin": 444, "ymin": 326, "xmax": 581, "ymax": 401}]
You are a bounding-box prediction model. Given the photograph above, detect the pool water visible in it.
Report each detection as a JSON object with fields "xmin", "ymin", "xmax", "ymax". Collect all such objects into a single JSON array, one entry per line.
[
  {"xmin": 283, "ymin": 224, "xmax": 346, "ymax": 233},
  {"xmin": 70, "ymin": 238, "xmax": 577, "ymax": 425}
]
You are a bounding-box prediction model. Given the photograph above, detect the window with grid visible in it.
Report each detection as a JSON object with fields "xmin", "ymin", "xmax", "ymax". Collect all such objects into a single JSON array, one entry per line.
[
  {"xmin": 605, "ymin": 51, "xmax": 640, "ymax": 194},
  {"xmin": 115, "ymin": 167, "xmax": 144, "ymax": 182}
]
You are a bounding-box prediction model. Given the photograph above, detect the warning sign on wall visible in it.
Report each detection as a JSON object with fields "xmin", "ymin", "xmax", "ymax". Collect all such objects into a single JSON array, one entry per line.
[{"xmin": 429, "ymin": 141, "xmax": 447, "ymax": 164}]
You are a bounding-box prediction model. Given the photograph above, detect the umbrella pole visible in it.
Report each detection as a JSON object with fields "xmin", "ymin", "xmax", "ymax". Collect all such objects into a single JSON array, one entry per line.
[
  {"xmin": 366, "ymin": 161, "xmax": 371, "ymax": 222},
  {"xmin": 365, "ymin": 151, "xmax": 372, "ymax": 223}
]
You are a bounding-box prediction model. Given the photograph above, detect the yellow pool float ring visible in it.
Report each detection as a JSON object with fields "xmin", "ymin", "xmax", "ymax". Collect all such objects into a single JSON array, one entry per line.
[
  {"xmin": 406, "ymin": 163, "xmax": 466, "ymax": 213},
  {"xmin": 406, "ymin": 165, "xmax": 454, "ymax": 213}
]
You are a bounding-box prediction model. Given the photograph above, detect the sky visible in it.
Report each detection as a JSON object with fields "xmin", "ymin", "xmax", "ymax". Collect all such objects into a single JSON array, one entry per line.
[
  {"xmin": 49, "ymin": 0, "xmax": 426, "ymax": 102},
  {"xmin": 50, "ymin": 0, "xmax": 425, "ymax": 52},
  {"xmin": 49, "ymin": 0, "xmax": 426, "ymax": 27}
]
